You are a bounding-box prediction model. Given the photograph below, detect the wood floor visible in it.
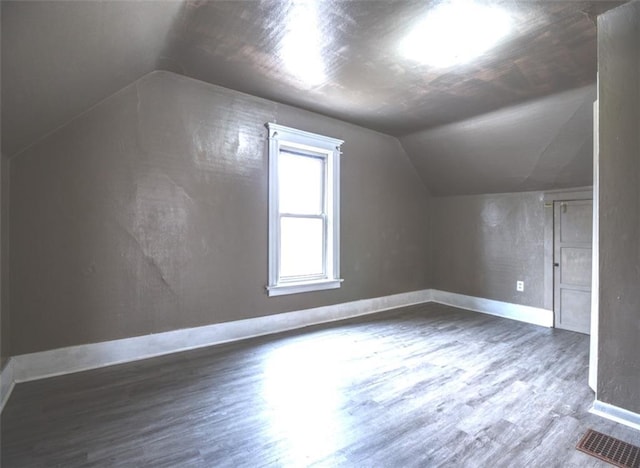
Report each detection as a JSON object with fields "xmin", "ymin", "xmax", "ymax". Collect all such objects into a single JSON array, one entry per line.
[{"xmin": 2, "ymin": 303, "xmax": 640, "ymax": 467}]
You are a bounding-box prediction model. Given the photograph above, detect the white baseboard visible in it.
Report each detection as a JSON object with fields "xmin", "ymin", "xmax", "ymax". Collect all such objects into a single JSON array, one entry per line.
[
  {"xmin": 11, "ymin": 289, "xmax": 433, "ymax": 384},
  {"xmin": 591, "ymin": 400, "xmax": 640, "ymax": 432},
  {"xmin": 2, "ymin": 288, "xmax": 554, "ymax": 413},
  {"xmin": 7, "ymin": 291, "xmax": 638, "ymax": 436},
  {"xmin": 430, "ymin": 289, "xmax": 553, "ymax": 327},
  {"xmin": 1, "ymin": 358, "xmax": 16, "ymax": 412}
]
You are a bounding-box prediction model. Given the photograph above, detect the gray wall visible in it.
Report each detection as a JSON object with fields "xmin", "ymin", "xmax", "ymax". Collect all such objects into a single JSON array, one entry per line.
[
  {"xmin": 0, "ymin": 155, "xmax": 5, "ymax": 370},
  {"xmin": 400, "ymin": 85, "xmax": 596, "ymax": 196},
  {"xmin": 0, "ymin": 0, "xmax": 5, "ymax": 368},
  {"xmin": 431, "ymin": 192, "xmax": 545, "ymax": 309},
  {"xmin": 597, "ymin": 1, "xmax": 640, "ymax": 413},
  {"xmin": 9, "ymin": 71, "xmax": 432, "ymax": 355}
]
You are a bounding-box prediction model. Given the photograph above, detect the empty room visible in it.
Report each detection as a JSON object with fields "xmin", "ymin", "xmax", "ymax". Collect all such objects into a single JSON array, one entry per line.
[{"xmin": 1, "ymin": 0, "xmax": 639, "ymax": 466}]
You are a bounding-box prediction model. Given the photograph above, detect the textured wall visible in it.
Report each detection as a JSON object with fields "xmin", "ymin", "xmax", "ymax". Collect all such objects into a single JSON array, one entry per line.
[
  {"xmin": 431, "ymin": 192, "xmax": 545, "ymax": 309},
  {"xmin": 9, "ymin": 71, "xmax": 431, "ymax": 355},
  {"xmin": 0, "ymin": 156, "xmax": 5, "ymax": 370},
  {"xmin": 597, "ymin": 1, "xmax": 640, "ymax": 413},
  {"xmin": 400, "ymin": 85, "xmax": 596, "ymax": 196}
]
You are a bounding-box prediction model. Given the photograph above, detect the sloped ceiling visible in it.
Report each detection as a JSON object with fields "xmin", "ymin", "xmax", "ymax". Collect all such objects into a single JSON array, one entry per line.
[
  {"xmin": 1, "ymin": 0, "xmax": 183, "ymax": 157},
  {"xmin": 161, "ymin": 0, "xmax": 617, "ymax": 136},
  {"xmin": 400, "ymin": 84, "xmax": 596, "ymax": 195},
  {"xmin": 1, "ymin": 0, "xmax": 624, "ymax": 192}
]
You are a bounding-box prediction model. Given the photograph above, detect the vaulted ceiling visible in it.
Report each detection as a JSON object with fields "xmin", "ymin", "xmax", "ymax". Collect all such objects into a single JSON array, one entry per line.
[
  {"xmin": 162, "ymin": 0, "xmax": 617, "ymax": 136},
  {"xmin": 1, "ymin": 0, "xmax": 625, "ymax": 192}
]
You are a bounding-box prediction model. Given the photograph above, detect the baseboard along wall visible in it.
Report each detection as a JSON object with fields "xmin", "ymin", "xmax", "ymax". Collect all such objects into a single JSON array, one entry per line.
[
  {"xmin": 431, "ymin": 290, "xmax": 553, "ymax": 328},
  {"xmin": 2, "ymin": 288, "xmax": 552, "ymax": 412},
  {"xmin": 591, "ymin": 400, "xmax": 640, "ymax": 433},
  {"xmin": 0, "ymin": 358, "xmax": 15, "ymax": 412}
]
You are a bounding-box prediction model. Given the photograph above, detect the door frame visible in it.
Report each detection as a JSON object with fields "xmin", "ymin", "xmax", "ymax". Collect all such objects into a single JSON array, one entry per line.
[
  {"xmin": 542, "ymin": 187, "xmax": 593, "ymax": 313},
  {"xmin": 552, "ymin": 198, "xmax": 593, "ymax": 334}
]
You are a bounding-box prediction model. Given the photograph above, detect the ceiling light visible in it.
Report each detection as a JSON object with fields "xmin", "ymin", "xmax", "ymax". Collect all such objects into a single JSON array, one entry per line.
[{"xmin": 400, "ymin": 0, "xmax": 512, "ymax": 68}]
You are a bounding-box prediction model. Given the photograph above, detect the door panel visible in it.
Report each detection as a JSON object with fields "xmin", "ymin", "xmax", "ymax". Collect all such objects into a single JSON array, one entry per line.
[
  {"xmin": 559, "ymin": 203, "xmax": 592, "ymax": 243},
  {"xmin": 558, "ymin": 289, "xmax": 592, "ymax": 333},
  {"xmin": 560, "ymin": 247, "xmax": 592, "ymax": 286},
  {"xmin": 554, "ymin": 200, "xmax": 593, "ymax": 334}
]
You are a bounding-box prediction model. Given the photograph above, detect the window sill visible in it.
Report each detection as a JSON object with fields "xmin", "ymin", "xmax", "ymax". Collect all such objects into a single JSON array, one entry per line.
[{"xmin": 266, "ymin": 279, "xmax": 343, "ymax": 297}]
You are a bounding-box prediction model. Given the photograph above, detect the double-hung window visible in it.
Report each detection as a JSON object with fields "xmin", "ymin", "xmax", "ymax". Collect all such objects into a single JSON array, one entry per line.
[{"xmin": 266, "ymin": 123, "xmax": 343, "ymax": 296}]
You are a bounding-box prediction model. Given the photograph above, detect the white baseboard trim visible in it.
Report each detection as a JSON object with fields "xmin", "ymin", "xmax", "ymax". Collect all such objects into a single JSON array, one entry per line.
[
  {"xmin": 430, "ymin": 289, "xmax": 553, "ymax": 328},
  {"xmin": 2, "ymin": 288, "xmax": 554, "ymax": 413},
  {"xmin": 1, "ymin": 358, "xmax": 16, "ymax": 412},
  {"xmin": 11, "ymin": 289, "xmax": 433, "ymax": 385},
  {"xmin": 591, "ymin": 400, "xmax": 640, "ymax": 432},
  {"xmin": 5, "ymin": 293, "xmax": 639, "ymax": 435}
]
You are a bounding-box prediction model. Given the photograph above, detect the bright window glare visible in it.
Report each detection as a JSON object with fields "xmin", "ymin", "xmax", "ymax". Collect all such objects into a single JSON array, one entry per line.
[
  {"xmin": 279, "ymin": 151, "xmax": 324, "ymax": 215},
  {"xmin": 400, "ymin": 0, "xmax": 512, "ymax": 68},
  {"xmin": 280, "ymin": 217, "xmax": 324, "ymax": 278}
]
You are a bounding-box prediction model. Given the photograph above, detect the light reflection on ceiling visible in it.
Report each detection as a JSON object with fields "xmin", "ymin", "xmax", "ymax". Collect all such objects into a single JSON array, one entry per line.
[
  {"xmin": 279, "ymin": 2, "xmax": 328, "ymax": 87},
  {"xmin": 400, "ymin": 0, "xmax": 512, "ymax": 68},
  {"xmin": 162, "ymin": 0, "xmax": 623, "ymax": 136},
  {"xmin": 1, "ymin": 0, "xmax": 627, "ymax": 157}
]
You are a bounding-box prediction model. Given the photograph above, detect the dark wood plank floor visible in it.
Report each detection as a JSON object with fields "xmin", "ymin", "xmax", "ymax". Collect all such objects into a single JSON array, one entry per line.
[{"xmin": 2, "ymin": 303, "xmax": 640, "ymax": 467}]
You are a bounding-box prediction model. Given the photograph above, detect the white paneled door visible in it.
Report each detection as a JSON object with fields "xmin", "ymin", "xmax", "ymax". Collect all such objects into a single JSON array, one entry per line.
[{"xmin": 553, "ymin": 199, "xmax": 593, "ymax": 334}]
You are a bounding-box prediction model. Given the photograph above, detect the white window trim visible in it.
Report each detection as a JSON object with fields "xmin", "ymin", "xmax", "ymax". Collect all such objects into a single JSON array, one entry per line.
[{"xmin": 266, "ymin": 123, "xmax": 343, "ymax": 296}]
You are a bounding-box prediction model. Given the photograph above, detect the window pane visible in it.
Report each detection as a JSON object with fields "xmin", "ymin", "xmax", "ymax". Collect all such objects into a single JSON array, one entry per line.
[
  {"xmin": 279, "ymin": 150, "xmax": 324, "ymax": 214},
  {"xmin": 280, "ymin": 217, "xmax": 324, "ymax": 278}
]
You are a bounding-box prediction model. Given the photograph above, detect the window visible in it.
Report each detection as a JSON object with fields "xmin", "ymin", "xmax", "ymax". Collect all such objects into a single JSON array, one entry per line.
[{"xmin": 266, "ymin": 123, "xmax": 343, "ymax": 296}]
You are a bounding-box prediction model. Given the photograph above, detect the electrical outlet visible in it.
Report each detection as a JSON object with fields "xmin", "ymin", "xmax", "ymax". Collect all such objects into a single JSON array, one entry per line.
[{"xmin": 516, "ymin": 281, "xmax": 524, "ymax": 292}]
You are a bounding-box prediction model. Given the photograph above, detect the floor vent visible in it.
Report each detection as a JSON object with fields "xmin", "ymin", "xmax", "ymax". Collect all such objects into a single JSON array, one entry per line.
[{"xmin": 577, "ymin": 429, "xmax": 640, "ymax": 468}]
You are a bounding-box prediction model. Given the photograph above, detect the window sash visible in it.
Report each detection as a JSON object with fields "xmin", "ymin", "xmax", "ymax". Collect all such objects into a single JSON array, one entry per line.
[
  {"xmin": 277, "ymin": 147, "xmax": 328, "ymax": 282},
  {"xmin": 278, "ymin": 149, "xmax": 326, "ymax": 216},
  {"xmin": 278, "ymin": 213, "xmax": 327, "ymax": 283}
]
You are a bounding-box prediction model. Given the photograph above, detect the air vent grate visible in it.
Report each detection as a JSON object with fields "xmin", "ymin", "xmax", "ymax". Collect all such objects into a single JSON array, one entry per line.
[{"xmin": 577, "ymin": 429, "xmax": 640, "ymax": 468}]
